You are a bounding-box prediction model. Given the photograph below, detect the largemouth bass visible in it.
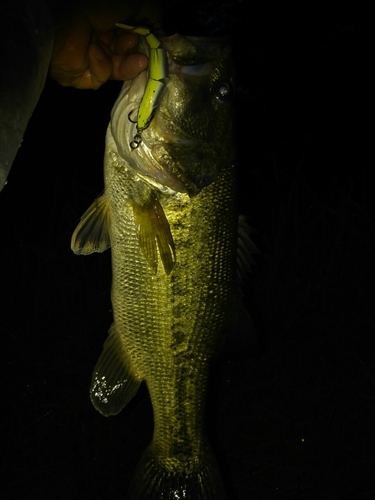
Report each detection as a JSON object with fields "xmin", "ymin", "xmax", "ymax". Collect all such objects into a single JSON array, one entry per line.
[{"xmin": 72, "ymin": 31, "xmax": 248, "ymax": 500}]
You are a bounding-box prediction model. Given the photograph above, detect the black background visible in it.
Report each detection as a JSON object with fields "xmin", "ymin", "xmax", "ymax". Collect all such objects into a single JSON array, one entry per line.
[{"xmin": 1, "ymin": 1, "xmax": 374, "ymax": 498}]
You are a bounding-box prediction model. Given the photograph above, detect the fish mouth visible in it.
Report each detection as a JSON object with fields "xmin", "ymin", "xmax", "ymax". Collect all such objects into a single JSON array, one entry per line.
[
  {"xmin": 135, "ymin": 141, "xmax": 191, "ymax": 195},
  {"xmin": 109, "ymin": 74, "xmax": 190, "ymax": 195},
  {"xmin": 142, "ymin": 135, "xmax": 230, "ymax": 199},
  {"xmin": 140, "ymin": 143, "xmax": 200, "ymax": 197},
  {"xmin": 142, "ymin": 113, "xmax": 210, "ymax": 197}
]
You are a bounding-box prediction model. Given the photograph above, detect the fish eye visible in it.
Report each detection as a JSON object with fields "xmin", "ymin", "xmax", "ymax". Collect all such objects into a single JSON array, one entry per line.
[{"xmin": 214, "ymin": 81, "xmax": 233, "ymax": 102}]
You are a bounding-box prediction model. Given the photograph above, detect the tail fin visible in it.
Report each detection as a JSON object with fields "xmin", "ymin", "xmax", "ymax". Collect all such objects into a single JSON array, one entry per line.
[{"xmin": 126, "ymin": 442, "xmax": 227, "ymax": 500}]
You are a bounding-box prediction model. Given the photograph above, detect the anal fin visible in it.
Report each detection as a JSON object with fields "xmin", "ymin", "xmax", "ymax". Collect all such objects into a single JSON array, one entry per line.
[
  {"xmin": 90, "ymin": 324, "xmax": 141, "ymax": 416},
  {"xmin": 71, "ymin": 194, "xmax": 111, "ymax": 255}
]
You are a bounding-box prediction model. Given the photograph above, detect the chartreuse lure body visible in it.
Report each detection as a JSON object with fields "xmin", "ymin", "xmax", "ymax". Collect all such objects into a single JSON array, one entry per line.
[{"xmin": 115, "ymin": 24, "xmax": 168, "ymax": 148}]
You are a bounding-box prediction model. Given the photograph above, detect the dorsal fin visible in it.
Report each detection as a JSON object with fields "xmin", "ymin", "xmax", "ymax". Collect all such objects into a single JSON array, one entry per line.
[
  {"xmin": 71, "ymin": 195, "xmax": 111, "ymax": 255},
  {"xmin": 237, "ymin": 214, "xmax": 259, "ymax": 285},
  {"xmin": 230, "ymin": 215, "xmax": 260, "ymax": 354},
  {"xmin": 133, "ymin": 191, "xmax": 176, "ymax": 275}
]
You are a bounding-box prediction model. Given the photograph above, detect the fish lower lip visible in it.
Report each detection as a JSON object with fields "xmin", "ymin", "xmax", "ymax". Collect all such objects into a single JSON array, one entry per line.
[
  {"xmin": 140, "ymin": 128, "xmax": 200, "ymax": 194},
  {"xmin": 151, "ymin": 112, "xmax": 200, "ymax": 146}
]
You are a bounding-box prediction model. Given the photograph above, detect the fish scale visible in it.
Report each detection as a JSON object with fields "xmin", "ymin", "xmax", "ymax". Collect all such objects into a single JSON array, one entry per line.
[{"xmin": 109, "ymin": 156, "xmax": 237, "ymax": 479}]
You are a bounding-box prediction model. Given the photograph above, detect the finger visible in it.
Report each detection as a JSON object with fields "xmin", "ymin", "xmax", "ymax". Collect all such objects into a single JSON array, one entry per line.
[
  {"xmin": 111, "ymin": 53, "xmax": 148, "ymax": 81},
  {"xmin": 49, "ymin": 17, "xmax": 91, "ymax": 86},
  {"xmin": 85, "ymin": 42, "xmax": 113, "ymax": 90},
  {"xmin": 112, "ymin": 32, "xmax": 140, "ymax": 55},
  {"xmin": 87, "ymin": 37, "xmax": 148, "ymax": 87},
  {"xmin": 107, "ymin": 32, "xmax": 148, "ymax": 80},
  {"xmin": 91, "ymin": 32, "xmax": 149, "ymax": 82}
]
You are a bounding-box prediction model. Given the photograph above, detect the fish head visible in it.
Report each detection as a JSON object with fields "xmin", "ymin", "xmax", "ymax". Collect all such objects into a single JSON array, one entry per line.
[{"xmin": 110, "ymin": 33, "xmax": 235, "ymax": 196}]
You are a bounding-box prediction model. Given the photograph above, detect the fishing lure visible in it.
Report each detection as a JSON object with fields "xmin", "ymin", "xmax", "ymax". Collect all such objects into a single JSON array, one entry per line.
[{"xmin": 115, "ymin": 24, "xmax": 168, "ymax": 149}]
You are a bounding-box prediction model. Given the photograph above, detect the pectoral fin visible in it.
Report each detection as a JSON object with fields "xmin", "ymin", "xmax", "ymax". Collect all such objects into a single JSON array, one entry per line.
[
  {"xmin": 90, "ymin": 324, "xmax": 142, "ymax": 416},
  {"xmin": 71, "ymin": 195, "xmax": 111, "ymax": 255},
  {"xmin": 133, "ymin": 192, "xmax": 176, "ymax": 275}
]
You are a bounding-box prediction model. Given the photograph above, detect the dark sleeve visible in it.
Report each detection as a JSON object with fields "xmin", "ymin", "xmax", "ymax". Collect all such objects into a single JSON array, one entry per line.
[{"xmin": 0, "ymin": 0, "xmax": 54, "ymax": 191}]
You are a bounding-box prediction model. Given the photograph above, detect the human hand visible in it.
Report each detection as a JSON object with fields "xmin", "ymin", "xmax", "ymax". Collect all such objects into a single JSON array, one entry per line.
[{"xmin": 49, "ymin": 1, "xmax": 160, "ymax": 89}]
